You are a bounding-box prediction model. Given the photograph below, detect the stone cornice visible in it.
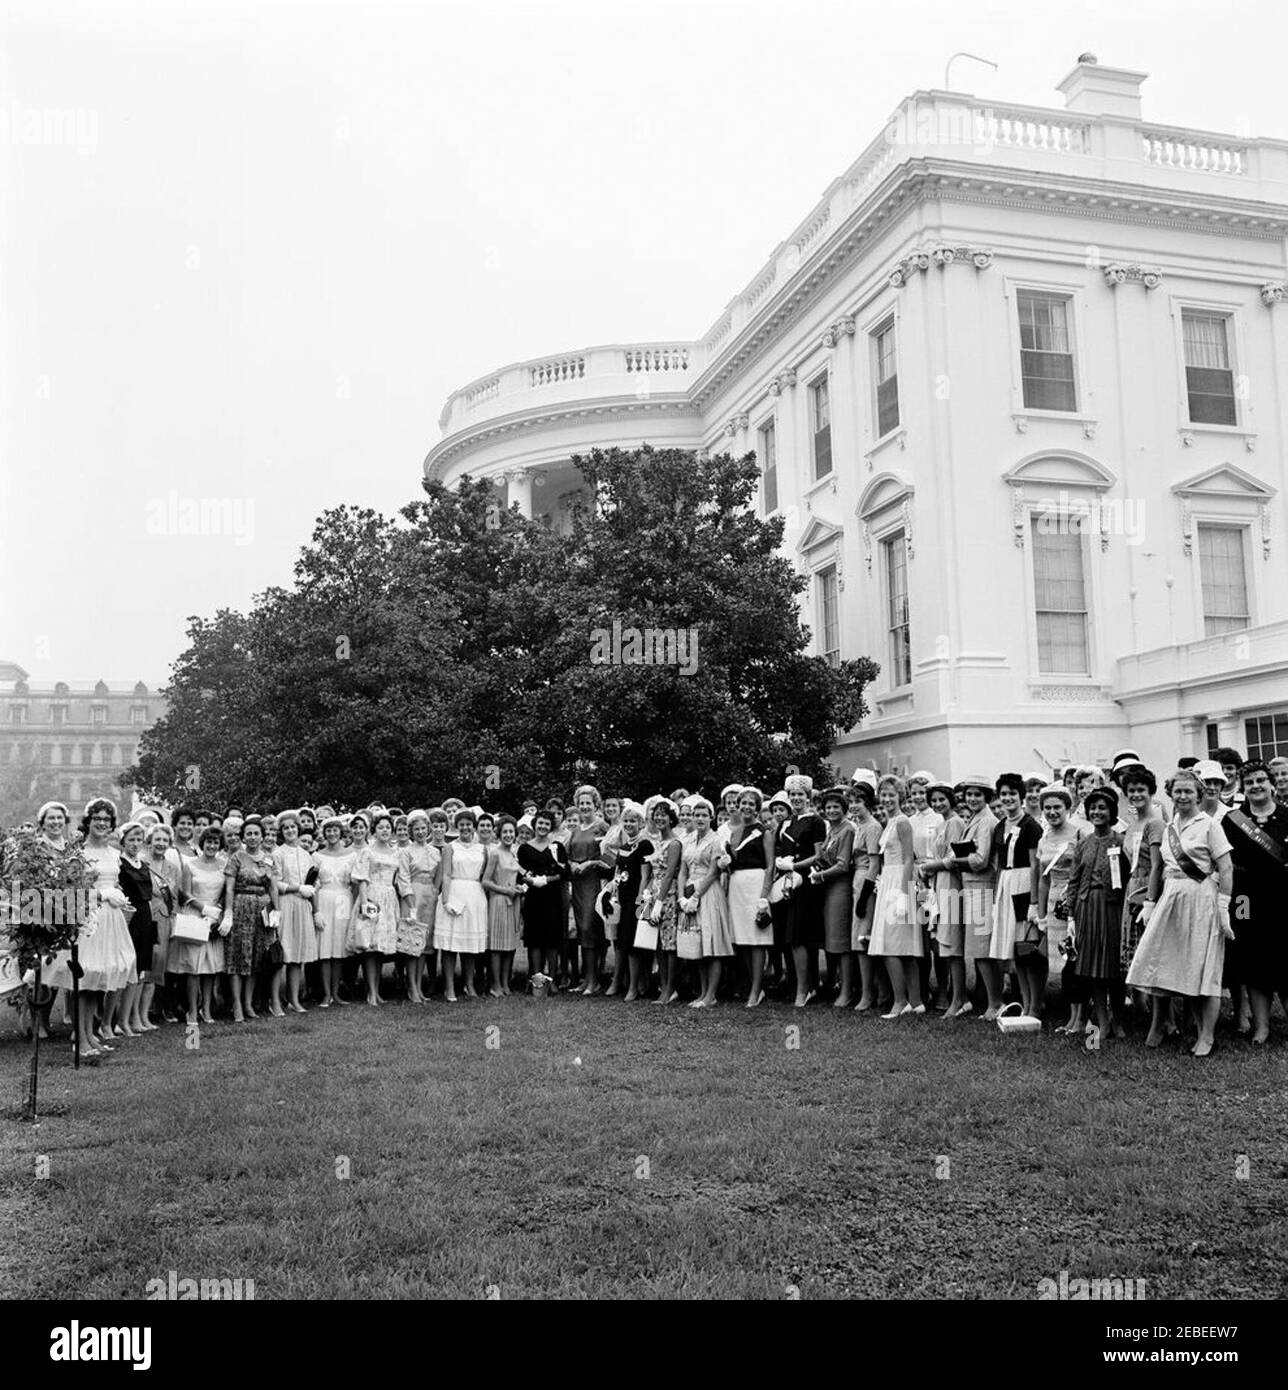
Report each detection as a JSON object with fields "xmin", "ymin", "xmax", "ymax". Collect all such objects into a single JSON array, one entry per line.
[{"xmin": 424, "ymin": 394, "xmax": 700, "ymax": 479}]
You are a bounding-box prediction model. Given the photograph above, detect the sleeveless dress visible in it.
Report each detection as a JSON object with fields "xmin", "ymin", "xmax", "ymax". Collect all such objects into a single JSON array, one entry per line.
[
  {"xmin": 400, "ymin": 842, "xmax": 442, "ymax": 955},
  {"xmin": 870, "ymin": 814, "xmax": 919, "ymax": 957},
  {"xmin": 485, "ymin": 846, "xmax": 522, "ymax": 952},
  {"xmin": 168, "ymin": 856, "xmax": 227, "ymax": 976},
  {"xmin": 226, "ymin": 849, "xmax": 274, "ymax": 975},
  {"xmin": 118, "ymin": 854, "xmax": 158, "ymax": 979},
  {"xmin": 436, "ymin": 839, "xmax": 488, "ymax": 954},
  {"xmin": 350, "ymin": 843, "xmax": 404, "ymax": 956},
  {"xmin": 46, "ymin": 843, "xmax": 137, "ymax": 993},
  {"xmin": 273, "ymin": 844, "xmax": 319, "ymax": 966}
]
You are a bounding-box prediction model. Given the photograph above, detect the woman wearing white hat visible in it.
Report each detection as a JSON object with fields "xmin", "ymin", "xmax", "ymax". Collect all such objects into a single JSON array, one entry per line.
[{"xmin": 724, "ymin": 788, "xmax": 776, "ymax": 1007}]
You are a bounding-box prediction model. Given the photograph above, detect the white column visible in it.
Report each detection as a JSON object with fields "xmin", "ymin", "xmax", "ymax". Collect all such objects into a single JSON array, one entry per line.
[{"xmin": 505, "ymin": 468, "xmax": 533, "ymax": 519}]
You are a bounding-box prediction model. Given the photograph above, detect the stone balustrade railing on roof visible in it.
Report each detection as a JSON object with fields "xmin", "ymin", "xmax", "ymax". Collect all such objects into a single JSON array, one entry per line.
[{"xmin": 436, "ymin": 89, "xmax": 1288, "ymax": 442}]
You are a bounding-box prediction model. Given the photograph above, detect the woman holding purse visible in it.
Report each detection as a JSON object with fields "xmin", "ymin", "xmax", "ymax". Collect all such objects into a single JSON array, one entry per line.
[
  {"xmin": 223, "ymin": 816, "xmax": 279, "ymax": 1022},
  {"xmin": 516, "ymin": 809, "xmax": 569, "ymax": 991},
  {"xmin": 639, "ymin": 799, "xmax": 683, "ymax": 1006},
  {"xmin": 677, "ymin": 797, "xmax": 733, "ymax": 1008},
  {"xmin": 611, "ymin": 803, "xmax": 653, "ymax": 1001},
  {"xmin": 1063, "ymin": 787, "xmax": 1127, "ymax": 1047},
  {"xmin": 1031, "ymin": 785, "xmax": 1087, "ymax": 1034},
  {"xmin": 168, "ymin": 825, "xmax": 229, "ymax": 1025},
  {"xmin": 920, "ymin": 783, "xmax": 968, "ymax": 1016},
  {"xmin": 870, "ymin": 780, "xmax": 922, "ymax": 1017},
  {"xmin": 809, "ymin": 787, "xmax": 855, "ymax": 1008}
]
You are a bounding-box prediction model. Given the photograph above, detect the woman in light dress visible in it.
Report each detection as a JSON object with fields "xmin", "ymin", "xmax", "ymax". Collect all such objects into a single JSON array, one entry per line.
[
  {"xmin": 950, "ymin": 776, "xmax": 999, "ymax": 1016},
  {"xmin": 869, "ymin": 780, "xmax": 922, "ymax": 1018},
  {"xmin": 919, "ymin": 783, "xmax": 969, "ymax": 1016},
  {"xmin": 483, "ymin": 815, "xmax": 526, "ymax": 997},
  {"xmin": 986, "ymin": 773, "xmax": 1043, "ymax": 1019},
  {"xmin": 724, "ymin": 788, "xmax": 776, "ymax": 1008},
  {"xmin": 436, "ymin": 808, "xmax": 488, "ymax": 1002},
  {"xmin": 677, "ymin": 797, "xmax": 733, "ymax": 1008},
  {"xmin": 272, "ymin": 811, "xmax": 319, "ymax": 1014},
  {"xmin": 169, "ymin": 826, "xmax": 230, "ymax": 1023},
  {"xmin": 1031, "ymin": 784, "xmax": 1087, "ymax": 1033},
  {"xmin": 352, "ymin": 811, "xmax": 411, "ymax": 1006},
  {"xmin": 46, "ymin": 798, "xmax": 137, "ymax": 1058},
  {"xmin": 638, "ymin": 799, "xmax": 683, "ymax": 1006},
  {"xmin": 1119, "ymin": 767, "xmax": 1165, "ymax": 1013},
  {"xmin": 399, "ymin": 809, "xmax": 442, "ymax": 1004},
  {"xmin": 312, "ymin": 815, "xmax": 358, "ymax": 1008},
  {"xmin": 1126, "ymin": 769, "xmax": 1235, "ymax": 1058}
]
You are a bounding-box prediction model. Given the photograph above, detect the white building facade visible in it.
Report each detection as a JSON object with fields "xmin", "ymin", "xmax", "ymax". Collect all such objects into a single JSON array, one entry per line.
[{"xmin": 425, "ymin": 59, "xmax": 1288, "ymax": 781}]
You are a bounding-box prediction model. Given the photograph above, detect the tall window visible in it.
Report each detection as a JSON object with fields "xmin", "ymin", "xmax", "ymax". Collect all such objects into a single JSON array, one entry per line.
[
  {"xmin": 1032, "ymin": 519, "xmax": 1089, "ymax": 674},
  {"xmin": 1017, "ymin": 290, "xmax": 1076, "ymax": 411},
  {"xmin": 59, "ymin": 743, "xmax": 73, "ymax": 765},
  {"xmin": 872, "ymin": 318, "xmax": 900, "ymax": 437},
  {"xmin": 1182, "ymin": 311, "xmax": 1236, "ymax": 425},
  {"xmin": 1245, "ymin": 712, "xmax": 1288, "ymax": 761},
  {"xmin": 38, "ymin": 744, "xmax": 51, "ymax": 764},
  {"xmin": 50, "ymin": 704, "xmax": 67, "ymax": 724},
  {"xmin": 817, "ymin": 565, "xmax": 840, "ymax": 667},
  {"xmin": 758, "ymin": 419, "xmax": 778, "ymax": 514},
  {"xmin": 91, "ymin": 705, "xmax": 107, "ymax": 725},
  {"xmin": 9, "ymin": 705, "xmax": 26, "ymax": 724},
  {"xmin": 99, "ymin": 743, "xmax": 113, "ymax": 764},
  {"xmin": 1206, "ymin": 723, "xmax": 1220, "ymax": 755},
  {"xmin": 883, "ymin": 531, "xmax": 911, "ymax": 686},
  {"xmin": 80, "ymin": 743, "xmax": 94, "ymax": 764},
  {"xmin": 130, "ymin": 705, "xmax": 147, "ymax": 724},
  {"xmin": 810, "ymin": 375, "xmax": 832, "ymax": 480},
  {"xmin": 1197, "ymin": 524, "xmax": 1249, "ymax": 635}
]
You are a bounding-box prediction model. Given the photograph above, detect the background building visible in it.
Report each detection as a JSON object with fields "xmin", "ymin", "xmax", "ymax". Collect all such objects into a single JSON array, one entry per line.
[
  {"xmin": 425, "ymin": 56, "xmax": 1288, "ymax": 779},
  {"xmin": 0, "ymin": 660, "xmax": 166, "ymax": 821}
]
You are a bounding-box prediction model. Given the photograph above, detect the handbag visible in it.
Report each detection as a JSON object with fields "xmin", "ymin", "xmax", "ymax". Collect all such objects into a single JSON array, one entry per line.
[
  {"xmin": 171, "ymin": 909, "xmax": 211, "ymax": 945},
  {"xmin": 996, "ymin": 1001, "xmax": 1040, "ymax": 1034},
  {"xmin": 633, "ymin": 918, "xmax": 659, "ymax": 951},
  {"xmin": 768, "ymin": 871, "xmax": 802, "ymax": 904}
]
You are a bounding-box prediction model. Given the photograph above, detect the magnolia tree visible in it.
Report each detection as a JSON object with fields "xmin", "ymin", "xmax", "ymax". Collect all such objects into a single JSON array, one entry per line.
[{"xmin": 128, "ymin": 448, "xmax": 876, "ymax": 809}]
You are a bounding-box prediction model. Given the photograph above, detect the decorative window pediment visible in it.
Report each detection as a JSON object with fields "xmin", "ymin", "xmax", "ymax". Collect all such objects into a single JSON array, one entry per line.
[
  {"xmin": 796, "ymin": 515, "xmax": 844, "ymax": 554},
  {"xmin": 857, "ymin": 470, "xmax": 914, "ymax": 522},
  {"xmin": 1172, "ymin": 462, "xmax": 1276, "ymax": 558},
  {"xmin": 1002, "ymin": 451, "xmax": 1117, "ymax": 492},
  {"xmin": 1170, "ymin": 462, "xmax": 1276, "ymax": 502}
]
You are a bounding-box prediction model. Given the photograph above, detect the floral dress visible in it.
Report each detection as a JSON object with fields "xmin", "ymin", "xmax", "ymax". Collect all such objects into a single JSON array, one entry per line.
[
  {"xmin": 644, "ymin": 837, "xmax": 681, "ymax": 952},
  {"xmin": 350, "ymin": 843, "xmax": 405, "ymax": 957},
  {"xmin": 225, "ymin": 848, "xmax": 275, "ymax": 975}
]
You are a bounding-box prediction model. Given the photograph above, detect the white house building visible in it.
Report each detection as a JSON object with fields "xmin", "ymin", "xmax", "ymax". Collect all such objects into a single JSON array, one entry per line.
[{"xmin": 424, "ymin": 57, "xmax": 1288, "ymax": 780}]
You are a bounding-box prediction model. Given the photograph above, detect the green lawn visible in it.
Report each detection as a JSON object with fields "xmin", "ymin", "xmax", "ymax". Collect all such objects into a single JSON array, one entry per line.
[{"xmin": 3, "ymin": 992, "xmax": 1286, "ymax": 1299}]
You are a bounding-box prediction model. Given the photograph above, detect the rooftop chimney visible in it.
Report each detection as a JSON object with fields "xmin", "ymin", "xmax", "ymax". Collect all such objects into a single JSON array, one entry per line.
[{"xmin": 1056, "ymin": 55, "xmax": 1148, "ymax": 120}]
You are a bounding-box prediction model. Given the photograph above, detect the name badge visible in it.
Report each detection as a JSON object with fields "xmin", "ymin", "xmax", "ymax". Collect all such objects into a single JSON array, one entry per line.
[{"xmin": 1107, "ymin": 846, "xmax": 1123, "ymax": 891}]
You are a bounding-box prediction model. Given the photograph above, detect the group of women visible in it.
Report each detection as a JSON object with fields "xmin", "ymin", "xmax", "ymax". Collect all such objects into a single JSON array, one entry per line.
[{"xmin": 8, "ymin": 745, "xmax": 1287, "ymax": 1060}]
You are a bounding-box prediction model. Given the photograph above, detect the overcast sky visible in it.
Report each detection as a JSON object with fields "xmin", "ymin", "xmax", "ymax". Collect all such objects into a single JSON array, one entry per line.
[{"xmin": 2, "ymin": 0, "xmax": 1285, "ymax": 687}]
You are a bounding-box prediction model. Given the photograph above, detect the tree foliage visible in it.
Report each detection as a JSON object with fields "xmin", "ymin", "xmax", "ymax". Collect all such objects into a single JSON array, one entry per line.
[{"xmin": 130, "ymin": 448, "xmax": 876, "ymax": 810}]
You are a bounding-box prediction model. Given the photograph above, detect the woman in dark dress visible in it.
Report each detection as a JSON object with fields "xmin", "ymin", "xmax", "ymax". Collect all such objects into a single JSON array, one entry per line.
[
  {"xmin": 1223, "ymin": 759, "xmax": 1288, "ymax": 1043},
  {"xmin": 775, "ymin": 774, "xmax": 826, "ymax": 1007},
  {"xmin": 810, "ymin": 787, "xmax": 855, "ymax": 1007},
  {"xmin": 611, "ymin": 802, "xmax": 653, "ymax": 1000},
  {"xmin": 116, "ymin": 821, "xmax": 158, "ymax": 1038},
  {"xmin": 516, "ymin": 809, "xmax": 568, "ymax": 987},
  {"xmin": 566, "ymin": 785, "xmax": 611, "ymax": 995},
  {"xmin": 1065, "ymin": 787, "xmax": 1125, "ymax": 1047}
]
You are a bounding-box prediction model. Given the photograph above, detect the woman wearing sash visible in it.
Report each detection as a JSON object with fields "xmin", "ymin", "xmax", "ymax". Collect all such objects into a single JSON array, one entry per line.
[
  {"xmin": 1126, "ymin": 768, "xmax": 1234, "ymax": 1057},
  {"xmin": 1119, "ymin": 766, "xmax": 1165, "ymax": 1017},
  {"xmin": 1222, "ymin": 759, "xmax": 1288, "ymax": 1044},
  {"xmin": 950, "ymin": 776, "xmax": 1000, "ymax": 1016}
]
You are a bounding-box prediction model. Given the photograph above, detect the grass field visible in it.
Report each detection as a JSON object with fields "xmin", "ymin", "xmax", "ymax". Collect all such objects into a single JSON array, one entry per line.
[{"xmin": 3, "ymin": 986, "xmax": 1287, "ymax": 1300}]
